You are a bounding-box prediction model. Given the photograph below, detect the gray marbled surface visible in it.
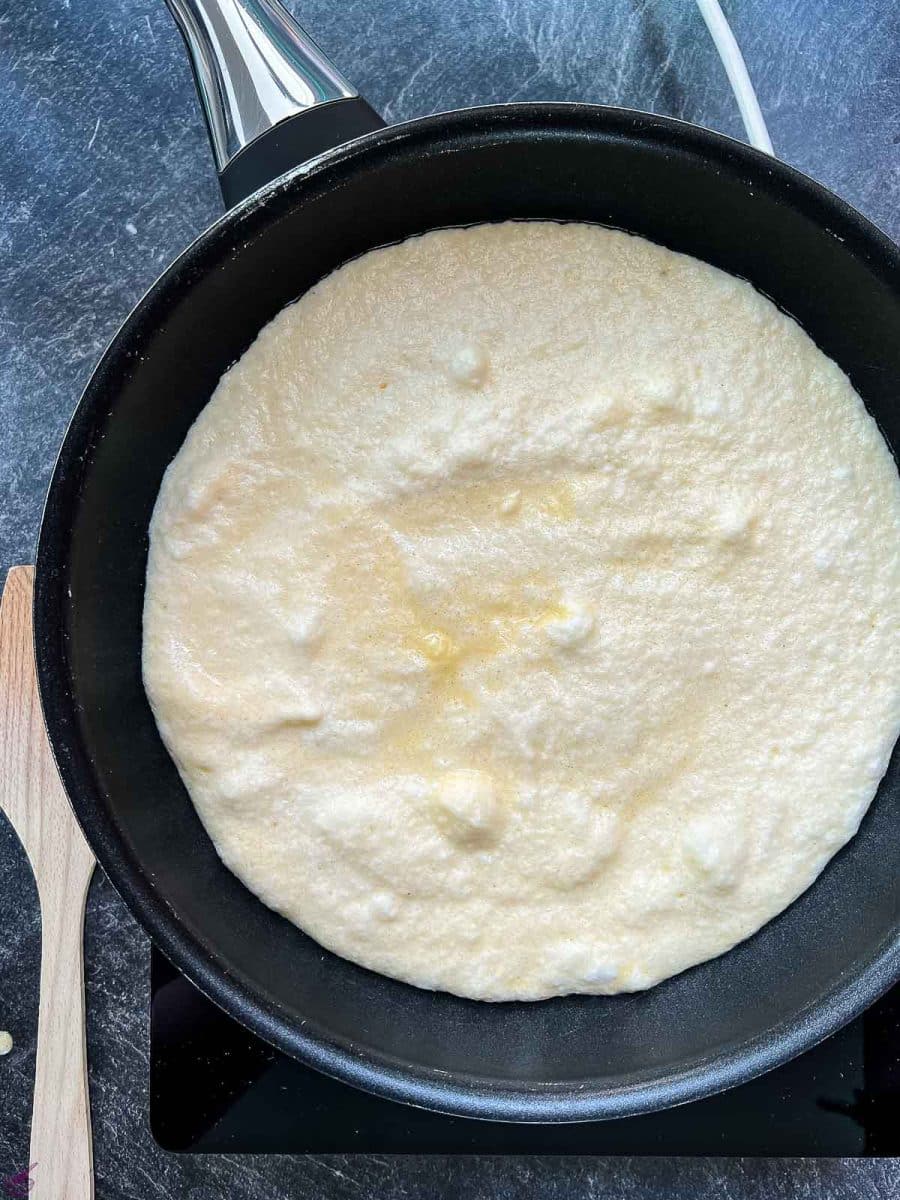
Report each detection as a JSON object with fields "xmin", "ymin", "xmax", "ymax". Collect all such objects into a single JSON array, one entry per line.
[{"xmin": 1, "ymin": 0, "xmax": 898, "ymax": 1196}]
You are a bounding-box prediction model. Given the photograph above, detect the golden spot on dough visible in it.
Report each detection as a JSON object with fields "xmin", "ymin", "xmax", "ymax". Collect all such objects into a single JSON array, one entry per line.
[{"xmin": 384, "ymin": 475, "xmax": 578, "ymax": 533}]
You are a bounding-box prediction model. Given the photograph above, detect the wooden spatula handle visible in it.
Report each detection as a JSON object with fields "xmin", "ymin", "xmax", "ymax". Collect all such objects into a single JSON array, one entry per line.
[{"xmin": 31, "ymin": 865, "xmax": 94, "ymax": 1200}]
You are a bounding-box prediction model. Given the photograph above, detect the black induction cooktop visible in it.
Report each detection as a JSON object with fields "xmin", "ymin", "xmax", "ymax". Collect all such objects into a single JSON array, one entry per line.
[{"xmin": 149, "ymin": 948, "xmax": 900, "ymax": 1155}]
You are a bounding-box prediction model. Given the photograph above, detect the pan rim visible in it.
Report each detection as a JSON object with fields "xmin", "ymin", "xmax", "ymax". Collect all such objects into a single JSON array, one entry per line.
[{"xmin": 33, "ymin": 100, "xmax": 900, "ymax": 1122}]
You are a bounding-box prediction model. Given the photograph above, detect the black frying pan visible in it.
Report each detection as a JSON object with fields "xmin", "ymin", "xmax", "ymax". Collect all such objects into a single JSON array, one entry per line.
[{"xmin": 33, "ymin": 0, "xmax": 900, "ymax": 1121}]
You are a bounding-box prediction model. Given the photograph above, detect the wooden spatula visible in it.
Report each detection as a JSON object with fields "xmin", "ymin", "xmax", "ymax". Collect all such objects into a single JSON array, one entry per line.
[{"xmin": 0, "ymin": 566, "xmax": 95, "ymax": 1200}]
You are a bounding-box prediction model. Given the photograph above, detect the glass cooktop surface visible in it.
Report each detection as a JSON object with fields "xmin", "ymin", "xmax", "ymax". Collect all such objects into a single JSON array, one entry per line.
[{"xmin": 150, "ymin": 950, "xmax": 900, "ymax": 1155}]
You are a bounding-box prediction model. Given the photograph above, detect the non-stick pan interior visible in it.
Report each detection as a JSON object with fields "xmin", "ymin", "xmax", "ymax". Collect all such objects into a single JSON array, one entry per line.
[{"xmin": 36, "ymin": 105, "xmax": 900, "ymax": 1120}]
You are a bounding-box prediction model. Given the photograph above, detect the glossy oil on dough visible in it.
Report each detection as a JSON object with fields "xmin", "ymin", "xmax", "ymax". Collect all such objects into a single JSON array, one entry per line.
[{"xmin": 143, "ymin": 222, "xmax": 900, "ymax": 1001}]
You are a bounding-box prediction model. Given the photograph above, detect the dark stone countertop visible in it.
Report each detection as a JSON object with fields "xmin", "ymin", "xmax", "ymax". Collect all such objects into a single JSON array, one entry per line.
[{"xmin": 1, "ymin": 1, "xmax": 898, "ymax": 1195}]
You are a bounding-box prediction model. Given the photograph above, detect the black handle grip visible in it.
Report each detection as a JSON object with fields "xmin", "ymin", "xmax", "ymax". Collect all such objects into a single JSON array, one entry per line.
[{"xmin": 219, "ymin": 97, "xmax": 386, "ymax": 210}]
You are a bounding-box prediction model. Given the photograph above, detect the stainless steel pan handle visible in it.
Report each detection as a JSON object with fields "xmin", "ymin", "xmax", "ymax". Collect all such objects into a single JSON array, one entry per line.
[
  {"xmin": 165, "ymin": 1, "xmax": 771, "ymax": 213},
  {"xmin": 165, "ymin": 0, "xmax": 384, "ymax": 207}
]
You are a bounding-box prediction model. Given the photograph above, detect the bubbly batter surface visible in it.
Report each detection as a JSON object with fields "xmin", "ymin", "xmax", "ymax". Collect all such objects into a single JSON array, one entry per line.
[{"xmin": 144, "ymin": 222, "xmax": 900, "ymax": 1000}]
